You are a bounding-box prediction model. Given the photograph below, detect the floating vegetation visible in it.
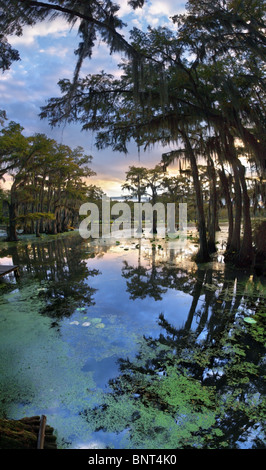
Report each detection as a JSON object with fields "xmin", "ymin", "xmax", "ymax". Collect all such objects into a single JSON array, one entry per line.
[
  {"xmin": 243, "ymin": 317, "xmax": 257, "ymax": 325},
  {"xmin": 0, "ymin": 234, "xmax": 265, "ymax": 449},
  {"xmin": 95, "ymin": 323, "xmax": 105, "ymax": 329}
]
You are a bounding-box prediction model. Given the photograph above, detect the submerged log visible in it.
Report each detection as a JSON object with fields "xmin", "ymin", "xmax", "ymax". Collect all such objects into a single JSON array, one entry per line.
[{"xmin": 0, "ymin": 416, "xmax": 57, "ymax": 449}]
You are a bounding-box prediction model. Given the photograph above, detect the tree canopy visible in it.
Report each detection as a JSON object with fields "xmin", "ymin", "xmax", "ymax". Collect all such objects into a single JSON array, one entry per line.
[
  {"xmin": 0, "ymin": 120, "xmax": 97, "ymax": 240},
  {"xmin": 0, "ymin": 0, "xmax": 265, "ymax": 265}
]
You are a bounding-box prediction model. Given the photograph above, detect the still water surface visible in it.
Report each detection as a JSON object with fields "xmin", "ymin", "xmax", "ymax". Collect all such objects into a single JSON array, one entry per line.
[{"xmin": 0, "ymin": 231, "xmax": 265, "ymax": 449}]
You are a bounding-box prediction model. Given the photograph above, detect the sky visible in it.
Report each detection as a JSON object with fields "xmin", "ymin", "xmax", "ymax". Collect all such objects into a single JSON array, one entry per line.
[{"xmin": 1, "ymin": 0, "xmax": 186, "ymax": 197}]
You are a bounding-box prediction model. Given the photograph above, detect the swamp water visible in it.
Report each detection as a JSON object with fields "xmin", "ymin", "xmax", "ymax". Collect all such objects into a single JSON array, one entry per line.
[{"xmin": 0, "ymin": 230, "xmax": 265, "ymax": 449}]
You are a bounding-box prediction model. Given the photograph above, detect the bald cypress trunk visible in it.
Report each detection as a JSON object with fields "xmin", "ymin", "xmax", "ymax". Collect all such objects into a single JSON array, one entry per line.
[
  {"xmin": 225, "ymin": 159, "xmax": 242, "ymax": 258},
  {"xmin": 224, "ymin": 159, "xmax": 253, "ymax": 267},
  {"xmin": 182, "ymin": 131, "xmax": 210, "ymax": 263},
  {"xmin": 207, "ymin": 156, "xmax": 217, "ymax": 253},
  {"xmin": 237, "ymin": 162, "xmax": 254, "ymax": 267},
  {"xmin": 7, "ymin": 184, "xmax": 18, "ymax": 242},
  {"xmin": 218, "ymin": 167, "xmax": 233, "ymax": 249}
]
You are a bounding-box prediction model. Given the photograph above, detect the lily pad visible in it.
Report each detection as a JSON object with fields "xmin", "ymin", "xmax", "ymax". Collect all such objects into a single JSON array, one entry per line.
[
  {"xmin": 95, "ymin": 323, "xmax": 105, "ymax": 328},
  {"xmin": 70, "ymin": 321, "xmax": 79, "ymax": 325},
  {"xmin": 76, "ymin": 307, "xmax": 86, "ymax": 312},
  {"xmin": 244, "ymin": 317, "xmax": 257, "ymax": 324},
  {"xmin": 82, "ymin": 322, "xmax": 91, "ymax": 327}
]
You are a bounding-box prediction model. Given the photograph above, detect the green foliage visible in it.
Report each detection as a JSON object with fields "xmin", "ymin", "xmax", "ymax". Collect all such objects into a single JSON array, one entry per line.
[
  {"xmin": 82, "ymin": 259, "xmax": 266, "ymax": 449},
  {"xmin": 86, "ymin": 361, "xmax": 218, "ymax": 449},
  {"xmin": 0, "ymin": 232, "xmax": 265, "ymax": 448},
  {"xmin": 0, "ymin": 120, "xmax": 98, "ymax": 239},
  {"xmin": 0, "ymin": 0, "xmax": 138, "ymax": 73},
  {"xmin": 122, "ymin": 166, "xmax": 148, "ymax": 201},
  {"xmin": 35, "ymin": 1, "xmax": 264, "ymax": 266}
]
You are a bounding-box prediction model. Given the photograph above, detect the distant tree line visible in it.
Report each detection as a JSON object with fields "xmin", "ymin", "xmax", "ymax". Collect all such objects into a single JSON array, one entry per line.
[
  {"xmin": 0, "ymin": 120, "xmax": 101, "ymax": 241},
  {"xmin": 0, "ymin": 0, "xmax": 265, "ymax": 266},
  {"xmin": 122, "ymin": 163, "xmax": 265, "ymax": 259}
]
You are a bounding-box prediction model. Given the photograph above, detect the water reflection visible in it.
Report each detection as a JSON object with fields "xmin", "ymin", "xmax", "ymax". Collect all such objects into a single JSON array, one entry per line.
[
  {"xmin": 86, "ymin": 240, "xmax": 265, "ymax": 449},
  {"xmin": 0, "ymin": 234, "xmax": 101, "ymax": 318},
  {"xmin": 0, "ymin": 233, "xmax": 265, "ymax": 449},
  {"xmin": 84, "ymin": 258, "xmax": 266, "ymax": 448},
  {"xmin": 122, "ymin": 246, "xmax": 168, "ymax": 301}
]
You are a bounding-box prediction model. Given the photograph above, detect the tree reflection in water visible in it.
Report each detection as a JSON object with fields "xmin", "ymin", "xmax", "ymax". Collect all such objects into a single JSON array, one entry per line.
[
  {"xmin": 0, "ymin": 235, "xmax": 265, "ymax": 448},
  {"xmin": 84, "ymin": 242, "xmax": 266, "ymax": 449},
  {"xmin": 0, "ymin": 234, "xmax": 101, "ymax": 319}
]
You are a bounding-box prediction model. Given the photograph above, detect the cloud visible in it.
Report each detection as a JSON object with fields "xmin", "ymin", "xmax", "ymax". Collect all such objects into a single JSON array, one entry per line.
[
  {"xmin": 119, "ymin": 0, "xmax": 186, "ymax": 32},
  {"xmin": 1, "ymin": 1, "xmax": 186, "ymax": 197},
  {"xmin": 86, "ymin": 139, "xmax": 178, "ymax": 194},
  {"xmin": 148, "ymin": 0, "xmax": 185, "ymax": 17},
  {"xmin": 39, "ymin": 46, "xmax": 70, "ymax": 58},
  {"xmin": 116, "ymin": 0, "xmax": 185, "ymax": 22},
  {"xmin": 116, "ymin": 0, "xmax": 133, "ymax": 17},
  {"xmin": 8, "ymin": 18, "xmax": 74, "ymax": 47}
]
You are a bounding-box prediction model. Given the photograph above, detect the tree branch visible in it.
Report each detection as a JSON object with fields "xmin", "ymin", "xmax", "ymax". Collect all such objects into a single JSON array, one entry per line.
[{"xmin": 17, "ymin": 0, "xmax": 140, "ymax": 59}]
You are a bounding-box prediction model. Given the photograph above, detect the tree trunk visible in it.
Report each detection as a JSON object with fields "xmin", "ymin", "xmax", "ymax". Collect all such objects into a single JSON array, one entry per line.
[
  {"xmin": 35, "ymin": 219, "xmax": 40, "ymax": 237},
  {"xmin": 152, "ymin": 192, "xmax": 157, "ymax": 234},
  {"xmin": 182, "ymin": 131, "xmax": 210, "ymax": 262},
  {"xmin": 238, "ymin": 122, "xmax": 266, "ymax": 171},
  {"xmin": 57, "ymin": 208, "xmax": 62, "ymax": 233},
  {"xmin": 226, "ymin": 159, "xmax": 242, "ymax": 257},
  {"xmin": 39, "ymin": 179, "xmax": 45, "ymax": 234},
  {"xmin": 52, "ymin": 219, "xmax": 57, "ymax": 235},
  {"xmin": 207, "ymin": 156, "xmax": 217, "ymax": 253},
  {"xmin": 237, "ymin": 162, "xmax": 254, "ymax": 267},
  {"xmin": 7, "ymin": 184, "xmax": 18, "ymax": 242},
  {"xmin": 218, "ymin": 167, "xmax": 233, "ymax": 248},
  {"xmin": 45, "ymin": 184, "xmax": 52, "ymax": 233},
  {"xmin": 184, "ymin": 268, "xmax": 205, "ymax": 331},
  {"xmin": 62, "ymin": 207, "xmax": 70, "ymax": 232},
  {"xmin": 136, "ymin": 182, "xmax": 142, "ymax": 233}
]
